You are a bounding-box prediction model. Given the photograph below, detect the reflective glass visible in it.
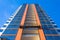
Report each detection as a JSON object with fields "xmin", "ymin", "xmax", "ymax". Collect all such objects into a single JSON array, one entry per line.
[{"xmin": 46, "ymin": 36, "xmax": 60, "ymax": 40}]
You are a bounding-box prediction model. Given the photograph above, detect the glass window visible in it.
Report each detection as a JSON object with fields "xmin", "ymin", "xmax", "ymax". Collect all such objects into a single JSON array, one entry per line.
[
  {"xmin": 10, "ymin": 21, "xmax": 20, "ymax": 25},
  {"xmin": 48, "ymin": 25, "xmax": 53, "ymax": 28},
  {"xmin": 6, "ymin": 22, "xmax": 9, "ymax": 24},
  {"xmin": 54, "ymin": 25, "xmax": 57, "ymax": 28},
  {"xmin": 40, "ymin": 18, "xmax": 44, "ymax": 20},
  {"xmin": 7, "ymin": 25, "xmax": 19, "ymax": 28},
  {"xmin": 57, "ymin": 29, "xmax": 60, "ymax": 32},
  {"xmin": 0, "ymin": 29, "xmax": 3, "ymax": 32},
  {"xmin": 42, "ymin": 25, "xmax": 47, "ymax": 29},
  {"xmin": 3, "ymin": 25, "xmax": 7, "ymax": 27},
  {"xmin": 1, "ymin": 36, "xmax": 15, "ymax": 40},
  {"xmin": 10, "ymin": 17, "xmax": 13, "ymax": 18},
  {"xmin": 51, "ymin": 22, "xmax": 55, "ymax": 24},
  {"xmin": 46, "ymin": 22, "xmax": 51, "ymax": 24},
  {"xmin": 46, "ymin": 36, "xmax": 60, "ymax": 40},
  {"xmin": 13, "ymin": 17, "xmax": 21, "ymax": 20},
  {"xmin": 8, "ymin": 19, "xmax": 11, "ymax": 21},
  {"xmin": 3, "ymin": 29, "xmax": 18, "ymax": 34},
  {"xmin": 41, "ymin": 21, "xmax": 46, "ymax": 24},
  {"xmin": 44, "ymin": 29, "xmax": 57, "ymax": 34},
  {"xmin": 50, "ymin": 19, "xmax": 53, "ymax": 21}
]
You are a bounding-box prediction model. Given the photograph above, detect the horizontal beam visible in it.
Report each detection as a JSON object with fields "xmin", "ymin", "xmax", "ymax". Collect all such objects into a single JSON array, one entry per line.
[{"xmin": 45, "ymin": 34, "xmax": 60, "ymax": 36}]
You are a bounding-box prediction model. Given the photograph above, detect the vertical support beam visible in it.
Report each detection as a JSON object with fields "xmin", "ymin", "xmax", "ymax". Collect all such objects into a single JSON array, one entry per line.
[
  {"xmin": 32, "ymin": 4, "xmax": 46, "ymax": 40},
  {"xmin": 15, "ymin": 4, "xmax": 28, "ymax": 40},
  {"xmin": 20, "ymin": 4, "xmax": 28, "ymax": 26},
  {"xmin": 38, "ymin": 29, "xmax": 46, "ymax": 40},
  {"xmin": 15, "ymin": 28, "xmax": 23, "ymax": 40},
  {"xmin": 32, "ymin": 4, "xmax": 41, "ymax": 27}
]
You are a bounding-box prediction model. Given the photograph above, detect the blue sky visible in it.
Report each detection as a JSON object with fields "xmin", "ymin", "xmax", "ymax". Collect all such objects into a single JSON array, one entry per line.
[{"xmin": 0, "ymin": 0, "xmax": 60, "ymax": 28}]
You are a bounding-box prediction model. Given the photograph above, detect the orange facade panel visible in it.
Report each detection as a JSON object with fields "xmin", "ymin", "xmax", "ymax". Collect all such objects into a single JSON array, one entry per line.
[
  {"xmin": 15, "ymin": 28, "xmax": 23, "ymax": 40},
  {"xmin": 32, "ymin": 4, "xmax": 41, "ymax": 27},
  {"xmin": 38, "ymin": 29, "xmax": 46, "ymax": 40},
  {"xmin": 32, "ymin": 4, "xmax": 46, "ymax": 40},
  {"xmin": 20, "ymin": 4, "xmax": 28, "ymax": 26},
  {"xmin": 15, "ymin": 4, "xmax": 28, "ymax": 40}
]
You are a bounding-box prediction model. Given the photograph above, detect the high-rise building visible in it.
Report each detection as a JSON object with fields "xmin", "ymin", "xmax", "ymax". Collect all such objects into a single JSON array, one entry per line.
[{"xmin": 0, "ymin": 4, "xmax": 60, "ymax": 40}]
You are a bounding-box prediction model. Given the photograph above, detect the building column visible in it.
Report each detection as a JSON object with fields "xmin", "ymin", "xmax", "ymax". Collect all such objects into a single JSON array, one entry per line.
[{"xmin": 15, "ymin": 4, "xmax": 28, "ymax": 40}]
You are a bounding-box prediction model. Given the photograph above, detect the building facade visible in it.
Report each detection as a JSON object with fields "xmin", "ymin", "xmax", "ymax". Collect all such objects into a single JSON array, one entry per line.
[{"xmin": 0, "ymin": 4, "xmax": 60, "ymax": 40}]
